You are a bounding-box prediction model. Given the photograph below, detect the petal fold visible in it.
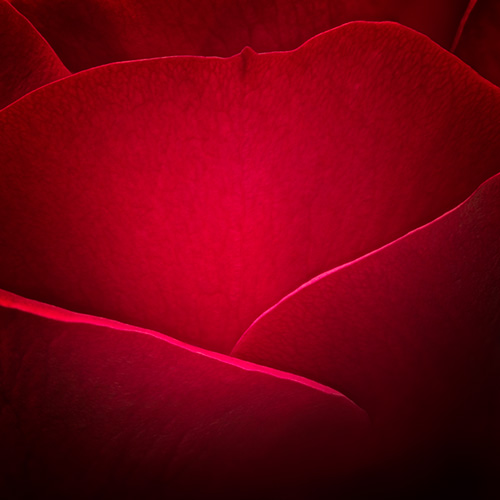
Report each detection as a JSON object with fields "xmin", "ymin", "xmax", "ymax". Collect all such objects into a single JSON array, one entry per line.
[
  {"xmin": 0, "ymin": 292, "xmax": 369, "ymax": 498},
  {"xmin": 232, "ymin": 171, "xmax": 500, "ymax": 486},
  {"xmin": 8, "ymin": 0, "xmax": 469, "ymax": 71},
  {"xmin": 1, "ymin": 23, "xmax": 499, "ymax": 353},
  {"xmin": 455, "ymin": 0, "xmax": 500, "ymax": 87},
  {"xmin": 0, "ymin": 0, "xmax": 69, "ymax": 108}
]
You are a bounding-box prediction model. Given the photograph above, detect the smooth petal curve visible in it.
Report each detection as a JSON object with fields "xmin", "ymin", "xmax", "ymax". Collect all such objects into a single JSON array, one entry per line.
[
  {"xmin": 1, "ymin": 23, "xmax": 500, "ymax": 354},
  {"xmin": 0, "ymin": 291, "xmax": 369, "ymax": 498},
  {"xmin": 232, "ymin": 171, "xmax": 500, "ymax": 488},
  {"xmin": 0, "ymin": 0, "xmax": 69, "ymax": 109},
  {"xmin": 8, "ymin": 0, "xmax": 469, "ymax": 71},
  {"xmin": 455, "ymin": 0, "xmax": 500, "ymax": 87}
]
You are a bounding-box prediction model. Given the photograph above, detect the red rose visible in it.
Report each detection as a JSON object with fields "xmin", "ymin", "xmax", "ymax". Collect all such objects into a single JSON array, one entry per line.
[{"xmin": 1, "ymin": 1, "xmax": 499, "ymax": 497}]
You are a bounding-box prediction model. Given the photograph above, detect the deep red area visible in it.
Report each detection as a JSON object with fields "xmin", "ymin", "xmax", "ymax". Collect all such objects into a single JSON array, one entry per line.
[
  {"xmin": 455, "ymin": 0, "xmax": 500, "ymax": 87},
  {"xmin": 9, "ymin": 0, "xmax": 469, "ymax": 71},
  {"xmin": 0, "ymin": 0, "xmax": 68, "ymax": 108},
  {"xmin": 233, "ymin": 171, "xmax": 500, "ymax": 483},
  {"xmin": 0, "ymin": 296, "xmax": 369, "ymax": 498},
  {"xmin": 1, "ymin": 23, "xmax": 499, "ymax": 354},
  {"xmin": 1, "ymin": 2, "xmax": 500, "ymax": 497}
]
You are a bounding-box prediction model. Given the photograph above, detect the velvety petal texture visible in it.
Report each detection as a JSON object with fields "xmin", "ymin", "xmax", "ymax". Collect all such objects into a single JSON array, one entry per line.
[
  {"xmin": 1, "ymin": 23, "xmax": 499, "ymax": 354},
  {"xmin": 8, "ymin": 0, "xmax": 469, "ymax": 71},
  {"xmin": 1, "ymin": 2, "xmax": 499, "ymax": 496},
  {"xmin": 0, "ymin": 290, "xmax": 369, "ymax": 498},
  {"xmin": 232, "ymin": 171, "xmax": 500, "ymax": 490},
  {"xmin": 0, "ymin": 0, "xmax": 69, "ymax": 108},
  {"xmin": 455, "ymin": 0, "xmax": 500, "ymax": 87}
]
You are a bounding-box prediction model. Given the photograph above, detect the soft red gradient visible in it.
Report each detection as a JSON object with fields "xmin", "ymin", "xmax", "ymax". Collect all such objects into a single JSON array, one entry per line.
[
  {"xmin": 0, "ymin": 0, "xmax": 68, "ymax": 108},
  {"xmin": 1, "ymin": 1, "xmax": 499, "ymax": 497},
  {"xmin": 233, "ymin": 171, "xmax": 500, "ymax": 485},
  {"xmin": 1, "ymin": 23, "xmax": 499, "ymax": 354},
  {"xmin": 8, "ymin": 0, "xmax": 470, "ymax": 71},
  {"xmin": 0, "ymin": 290, "xmax": 370, "ymax": 498},
  {"xmin": 455, "ymin": 0, "xmax": 500, "ymax": 87}
]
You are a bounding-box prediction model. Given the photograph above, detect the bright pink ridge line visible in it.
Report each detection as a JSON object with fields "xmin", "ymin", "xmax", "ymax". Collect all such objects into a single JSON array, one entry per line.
[
  {"xmin": 5, "ymin": 0, "xmax": 70, "ymax": 72},
  {"xmin": 451, "ymin": 0, "xmax": 479, "ymax": 52},
  {"xmin": 1, "ymin": 18, "xmax": 497, "ymax": 417},
  {"xmin": 0, "ymin": 287, "xmax": 355, "ymax": 402},
  {"xmin": 2, "ymin": 20, "xmax": 499, "ymax": 115},
  {"xmin": 232, "ymin": 170, "xmax": 500, "ymax": 353}
]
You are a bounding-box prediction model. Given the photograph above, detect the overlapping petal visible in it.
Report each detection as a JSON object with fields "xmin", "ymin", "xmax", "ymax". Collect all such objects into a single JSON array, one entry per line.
[
  {"xmin": 1, "ymin": 23, "xmax": 499, "ymax": 353},
  {"xmin": 455, "ymin": 0, "xmax": 500, "ymax": 87},
  {"xmin": 0, "ymin": 0, "xmax": 69, "ymax": 108},
  {"xmin": 0, "ymin": 1, "xmax": 499, "ymax": 496},
  {"xmin": 8, "ymin": 0, "xmax": 469, "ymax": 71},
  {"xmin": 232, "ymin": 171, "xmax": 500, "ymax": 490},
  {"xmin": 0, "ymin": 290, "xmax": 369, "ymax": 498}
]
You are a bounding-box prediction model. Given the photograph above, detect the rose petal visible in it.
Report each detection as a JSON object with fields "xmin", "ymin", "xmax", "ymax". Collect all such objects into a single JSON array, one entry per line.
[
  {"xmin": 455, "ymin": 0, "xmax": 500, "ymax": 87},
  {"xmin": 0, "ymin": 0, "xmax": 69, "ymax": 109},
  {"xmin": 232, "ymin": 171, "xmax": 500, "ymax": 487},
  {"xmin": 0, "ymin": 290, "xmax": 369, "ymax": 498},
  {"xmin": 1, "ymin": 22, "xmax": 499, "ymax": 353},
  {"xmin": 8, "ymin": 0, "xmax": 469, "ymax": 71}
]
